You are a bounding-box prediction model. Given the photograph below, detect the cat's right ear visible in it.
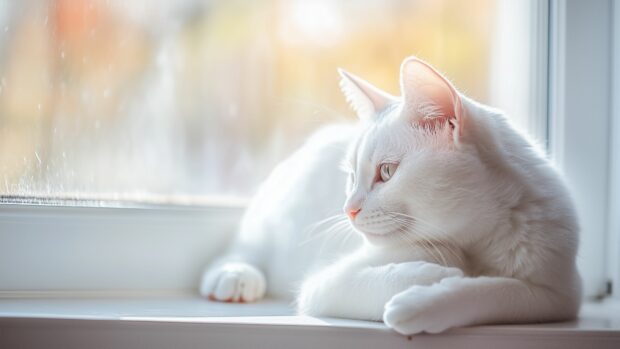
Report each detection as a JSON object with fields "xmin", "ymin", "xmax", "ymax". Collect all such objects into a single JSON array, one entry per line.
[{"xmin": 338, "ymin": 69, "xmax": 396, "ymax": 121}]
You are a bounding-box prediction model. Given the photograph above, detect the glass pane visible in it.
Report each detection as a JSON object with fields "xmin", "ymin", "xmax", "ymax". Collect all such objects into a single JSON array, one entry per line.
[{"xmin": 0, "ymin": 0, "xmax": 541, "ymax": 201}]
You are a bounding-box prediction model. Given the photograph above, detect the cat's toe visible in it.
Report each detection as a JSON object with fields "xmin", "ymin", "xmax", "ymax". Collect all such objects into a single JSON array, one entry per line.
[{"xmin": 200, "ymin": 262, "xmax": 266, "ymax": 303}]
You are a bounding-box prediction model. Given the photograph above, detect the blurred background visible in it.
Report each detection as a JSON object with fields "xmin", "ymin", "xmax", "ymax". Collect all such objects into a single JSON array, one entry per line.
[{"xmin": 0, "ymin": 0, "xmax": 540, "ymax": 201}]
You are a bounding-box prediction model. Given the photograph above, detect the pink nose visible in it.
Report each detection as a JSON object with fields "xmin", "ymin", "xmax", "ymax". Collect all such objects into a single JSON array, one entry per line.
[{"xmin": 347, "ymin": 208, "xmax": 361, "ymax": 220}]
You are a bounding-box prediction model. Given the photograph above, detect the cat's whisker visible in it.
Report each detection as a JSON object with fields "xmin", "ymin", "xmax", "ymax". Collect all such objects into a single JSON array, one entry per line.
[
  {"xmin": 336, "ymin": 226, "xmax": 357, "ymax": 250},
  {"xmin": 387, "ymin": 211, "xmax": 447, "ymax": 234},
  {"xmin": 317, "ymin": 221, "xmax": 355, "ymax": 257},
  {"xmin": 386, "ymin": 211, "xmax": 456, "ymax": 245},
  {"xmin": 404, "ymin": 228, "xmax": 448, "ymax": 266},
  {"xmin": 383, "ymin": 210, "xmax": 463, "ymax": 267},
  {"xmin": 396, "ymin": 213, "xmax": 461, "ymax": 257},
  {"xmin": 388, "ymin": 219, "xmax": 440, "ymax": 262},
  {"xmin": 409, "ymin": 226, "xmax": 465, "ymax": 267},
  {"xmin": 395, "ymin": 227, "xmax": 446, "ymax": 266},
  {"xmin": 306, "ymin": 224, "xmax": 349, "ymax": 243},
  {"xmin": 303, "ymin": 214, "xmax": 348, "ymax": 237},
  {"xmin": 408, "ymin": 227, "xmax": 449, "ymax": 266},
  {"xmin": 305, "ymin": 213, "xmax": 348, "ymax": 232},
  {"xmin": 300, "ymin": 219, "xmax": 351, "ymax": 247}
]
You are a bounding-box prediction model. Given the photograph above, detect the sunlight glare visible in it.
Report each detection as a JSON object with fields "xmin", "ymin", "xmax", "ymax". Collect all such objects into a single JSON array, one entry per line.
[{"xmin": 280, "ymin": 0, "xmax": 343, "ymax": 46}]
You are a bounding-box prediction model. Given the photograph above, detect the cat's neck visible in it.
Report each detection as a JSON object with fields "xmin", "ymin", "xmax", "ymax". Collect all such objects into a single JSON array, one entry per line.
[{"xmin": 363, "ymin": 241, "xmax": 467, "ymax": 270}]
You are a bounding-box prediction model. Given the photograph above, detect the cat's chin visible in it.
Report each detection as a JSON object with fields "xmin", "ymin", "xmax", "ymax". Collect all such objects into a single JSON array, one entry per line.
[{"xmin": 356, "ymin": 228, "xmax": 400, "ymax": 245}]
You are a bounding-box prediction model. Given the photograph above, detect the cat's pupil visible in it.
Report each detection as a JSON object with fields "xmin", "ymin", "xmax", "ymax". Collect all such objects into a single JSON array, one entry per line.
[
  {"xmin": 379, "ymin": 163, "xmax": 398, "ymax": 182},
  {"xmin": 380, "ymin": 163, "xmax": 390, "ymax": 181}
]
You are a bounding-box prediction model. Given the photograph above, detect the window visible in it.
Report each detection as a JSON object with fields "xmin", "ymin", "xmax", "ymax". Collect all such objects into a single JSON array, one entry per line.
[
  {"xmin": 2, "ymin": 2, "xmax": 620, "ymax": 348},
  {"xmin": 0, "ymin": 0, "xmax": 616, "ymax": 304},
  {"xmin": 0, "ymin": 0, "xmax": 544, "ymax": 201}
]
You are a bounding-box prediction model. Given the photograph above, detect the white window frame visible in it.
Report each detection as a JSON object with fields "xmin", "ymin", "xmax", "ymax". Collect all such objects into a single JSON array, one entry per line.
[
  {"xmin": 0, "ymin": 0, "xmax": 616, "ymax": 302},
  {"xmin": 548, "ymin": 0, "xmax": 615, "ymax": 300},
  {"xmin": 0, "ymin": 203, "xmax": 243, "ymax": 295},
  {"xmin": 608, "ymin": 0, "xmax": 620, "ymax": 302}
]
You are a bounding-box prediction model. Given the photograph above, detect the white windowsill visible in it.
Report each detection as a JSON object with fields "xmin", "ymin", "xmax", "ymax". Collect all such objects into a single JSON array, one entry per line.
[{"xmin": 1, "ymin": 297, "xmax": 619, "ymax": 349}]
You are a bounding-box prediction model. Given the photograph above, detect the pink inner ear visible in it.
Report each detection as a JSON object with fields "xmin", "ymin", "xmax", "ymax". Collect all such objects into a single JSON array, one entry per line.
[{"xmin": 400, "ymin": 58, "xmax": 463, "ymax": 135}]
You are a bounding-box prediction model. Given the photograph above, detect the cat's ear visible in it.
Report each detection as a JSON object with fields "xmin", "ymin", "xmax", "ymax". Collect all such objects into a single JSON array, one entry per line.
[
  {"xmin": 400, "ymin": 57, "xmax": 464, "ymax": 138},
  {"xmin": 338, "ymin": 68, "xmax": 397, "ymax": 121}
]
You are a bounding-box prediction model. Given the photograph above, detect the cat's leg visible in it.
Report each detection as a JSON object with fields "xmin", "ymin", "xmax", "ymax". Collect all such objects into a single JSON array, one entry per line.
[
  {"xmin": 384, "ymin": 275, "xmax": 581, "ymax": 334},
  {"xmin": 297, "ymin": 255, "xmax": 464, "ymax": 320},
  {"xmin": 200, "ymin": 243, "xmax": 267, "ymax": 303}
]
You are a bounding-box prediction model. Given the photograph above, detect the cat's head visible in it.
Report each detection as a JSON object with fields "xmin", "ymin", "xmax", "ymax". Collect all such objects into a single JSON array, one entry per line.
[{"xmin": 340, "ymin": 57, "xmax": 498, "ymax": 249}]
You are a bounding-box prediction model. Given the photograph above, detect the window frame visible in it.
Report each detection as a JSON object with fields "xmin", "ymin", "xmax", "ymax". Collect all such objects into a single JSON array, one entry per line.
[
  {"xmin": 0, "ymin": 0, "xmax": 615, "ymax": 301},
  {"xmin": 0, "ymin": 203, "xmax": 243, "ymax": 295},
  {"xmin": 548, "ymin": 0, "xmax": 614, "ymax": 299},
  {"xmin": 607, "ymin": 0, "xmax": 620, "ymax": 302}
]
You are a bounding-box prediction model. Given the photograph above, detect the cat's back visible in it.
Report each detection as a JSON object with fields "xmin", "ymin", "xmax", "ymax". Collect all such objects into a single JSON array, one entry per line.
[
  {"xmin": 465, "ymin": 99, "xmax": 580, "ymax": 284},
  {"xmin": 239, "ymin": 123, "xmax": 362, "ymax": 298},
  {"xmin": 241, "ymin": 123, "xmax": 357, "ymax": 230}
]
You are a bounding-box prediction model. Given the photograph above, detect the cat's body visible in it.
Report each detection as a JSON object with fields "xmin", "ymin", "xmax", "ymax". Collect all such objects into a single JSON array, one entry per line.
[{"xmin": 201, "ymin": 58, "xmax": 581, "ymax": 334}]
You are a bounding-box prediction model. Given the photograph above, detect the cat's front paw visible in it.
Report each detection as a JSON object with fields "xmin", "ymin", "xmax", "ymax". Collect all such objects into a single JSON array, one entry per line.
[
  {"xmin": 383, "ymin": 278, "xmax": 459, "ymax": 335},
  {"xmin": 200, "ymin": 262, "xmax": 266, "ymax": 303}
]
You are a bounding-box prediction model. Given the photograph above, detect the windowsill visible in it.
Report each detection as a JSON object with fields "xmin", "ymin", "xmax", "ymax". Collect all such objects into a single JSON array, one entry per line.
[{"xmin": 1, "ymin": 296, "xmax": 619, "ymax": 349}]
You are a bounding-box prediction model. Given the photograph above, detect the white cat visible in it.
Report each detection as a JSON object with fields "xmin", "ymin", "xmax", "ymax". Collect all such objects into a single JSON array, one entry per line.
[{"xmin": 200, "ymin": 57, "xmax": 582, "ymax": 334}]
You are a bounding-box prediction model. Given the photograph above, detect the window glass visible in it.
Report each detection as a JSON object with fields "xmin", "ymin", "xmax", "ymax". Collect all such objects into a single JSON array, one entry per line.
[{"xmin": 0, "ymin": 0, "xmax": 540, "ymax": 200}]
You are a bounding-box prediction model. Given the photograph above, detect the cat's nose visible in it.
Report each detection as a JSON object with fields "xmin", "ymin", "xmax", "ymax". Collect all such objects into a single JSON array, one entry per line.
[{"xmin": 347, "ymin": 208, "xmax": 361, "ymax": 220}]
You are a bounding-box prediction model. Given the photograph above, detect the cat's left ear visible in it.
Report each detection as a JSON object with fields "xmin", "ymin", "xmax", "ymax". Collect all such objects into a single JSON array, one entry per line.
[
  {"xmin": 400, "ymin": 57, "xmax": 464, "ymax": 141},
  {"xmin": 338, "ymin": 68, "xmax": 397, "ymax": 122}
]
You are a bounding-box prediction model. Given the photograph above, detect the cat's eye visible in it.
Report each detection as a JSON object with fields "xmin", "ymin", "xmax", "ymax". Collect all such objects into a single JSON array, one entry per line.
[{"xmin": 379, "ymin": 163, "xmax": 398, "ymax": 182}]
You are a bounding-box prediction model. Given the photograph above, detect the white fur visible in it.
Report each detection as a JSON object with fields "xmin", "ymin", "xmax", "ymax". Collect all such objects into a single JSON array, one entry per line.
[{"xmin": 201, "ymin": 57, "xmax": 581, "ymax": 334}]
